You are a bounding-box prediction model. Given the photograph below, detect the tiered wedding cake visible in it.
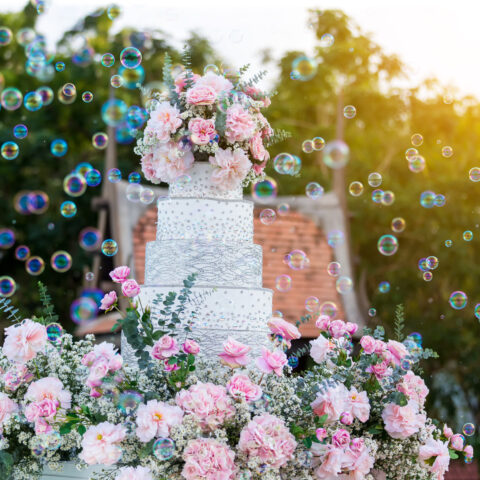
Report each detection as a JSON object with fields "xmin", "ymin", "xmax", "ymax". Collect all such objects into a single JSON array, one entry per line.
[{"xmin": 122, "ymin": 162, "xmax": 272, "ymax": 362}]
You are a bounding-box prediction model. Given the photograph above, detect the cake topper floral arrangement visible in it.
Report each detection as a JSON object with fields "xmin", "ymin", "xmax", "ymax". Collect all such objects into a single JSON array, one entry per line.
[
  {"xmin": 134, "ymin": 50, "xmax": 289, "ymax": 191},
  {"xmin": 0, "ymin": 272, "xmax": 473, "ymax": 480}
]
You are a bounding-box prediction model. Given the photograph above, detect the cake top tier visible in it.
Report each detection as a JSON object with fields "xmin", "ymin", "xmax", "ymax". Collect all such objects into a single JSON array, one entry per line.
[{"xmin": 169, "ymin": 163, "xmax": 243, "ymax": 200}]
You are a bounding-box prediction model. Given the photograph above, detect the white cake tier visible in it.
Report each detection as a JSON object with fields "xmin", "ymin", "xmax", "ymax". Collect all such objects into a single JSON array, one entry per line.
[
  {"xmin": 145, "ymin": 239, "xmax": 263, "ymax": 288},
  {"xmin": 169, "ymin": 162, "xmax": 243, "ymax": 200},
  {"xmin": 121, "ymin": 285, "xmax": 272, "ymax": 363},
  {"xmin": 156, "ymin": 197, "xmax": 253, "ymax": 243}
]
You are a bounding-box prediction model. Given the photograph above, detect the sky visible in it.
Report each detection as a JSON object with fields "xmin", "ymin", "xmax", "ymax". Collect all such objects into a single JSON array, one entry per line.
[{"xmin": 3, "ymin": 0, "xmax": 480, "ymax": 98}]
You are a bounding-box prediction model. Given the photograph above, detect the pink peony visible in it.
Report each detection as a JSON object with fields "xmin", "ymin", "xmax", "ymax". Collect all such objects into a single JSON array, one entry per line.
[
  {"xmin": 366, "ymin": 361, "xmax": 392, "ymax": 379},
  {"xmin": 443, "ymin": 425, "xmax": 453, "ymax": 439},
  {"xmin": 464, "ymin": 445, "xmax": 474, "ymax": 458},
  {"xmin": 84, "ymin": 342, "xmax": 122, "ymax": 369},
  {"xmin": 151, "ymin": 142, "xmax": 194, "ymax": 183},
  {"xmin": 176, "ymin": 382, "xmax": 235, "ymax": 431},
  {"xmin": 381, "ymin": 400, "xmax": 426, "ymax": 439},
  {"xmin": 387, "ymin": 340, "xmax": 409, "ymax": 366},
  {"xmin": 188, "ymin": 117, "xmax": 217, "ymax": 145},
  {"xmin": 450, "ymin": 434, "xmax": 465, "ymax": 451},
  {"xmin": 164, "ymin": 359, "xmax": 179, "ymax": 372},
  {"xmin": 174, "ymin": 71, "xmax": 200, "ymax": 93},
  {"xmin": 238, "ymin": 414, "xmax": 297, "ymax": 468},
  {"xmin": 79, "ymin": 422, "xmax": 126, "ymax": 466},
  {"xmin": 86, "ymin": 360, "xmax": 109, "ymax": 388},
  {"xmin": 316, "ymin": 427, "xmax": 327, "ymax": 441},
  {"xmin": 310, "ymin": 334, "xmax": 333, "ymax": 364},
  {"xmin": 25, "ymin": 377, "xmax": 71, "ymax": 410},
  {"xmin": 3, "ymin": 319, "xmax": 47, "ymax": 364},
  {"xmin": 419, "ymin": 437, "xmax": 450, "ymax": 479},
  {"xmin": 109, "ymin": 266, "xmax": 130, "ymax": 283},
  {"xmin": 0, "ymin": 393, "xmax": 17, "ymax": 428},
  {"xmin": 340, "ymin": 411, "xmax": 353, "ymax": 425},
  {"xmin": 343, "ymin": 439, "xmax": 375, "ymax": 479},
  {"xmin": 244, "ymin": 85, "xmax": 271, "ymax": 107},
  {"xmin": 348, "ymin": 387, "xmax": 370, "ymax": 423},
  {"xmin": 218, "ymin": 337, "xmax": 251, "ymax": 368},
  {"xmin": 148, "ymin": 101, "xmax": 183, "ymax": 139},
  {"xmin": 249, "ymin": 132, "xmax": 269, "ymax": 162},
  {"xmin": 135, "ymin": 399, "xmax": 183, "ymax": 443},
  {"xmin": 209, "ymin": 147, "xmax": 252, "ymax": 191},
  {"xmin": 186, "ymin": 84, "xmax": 217, "ymax": 105},
  {"xmin": 99, "ymin": 291, "xmax": 117, "ymax": 311},
  {"xmin": 256, "ymin": 348, "xmax": 287, "ymax": 376},
  {"xmin": 332, "ymin": 429, "xmax": 350, "ymax": 448},
  {"xmin": 226, "ymin": 373, "xmax": 262, "ymax": 402},
  {"xmin": 182, "ymin": 339, "xmax": 200, "ymax": 355},
  {"xmin": 345, "ymin": 321, "xmax": 358, "ymax": 336},
  {"xmin": 115, "ymin": 466, "xmax": 153, "ymax": 480},
  {"xmin": 360, "ymin": 335, "xmax": 377, "ymax": 354},
  {"xmin": 313, "ymin": 445, "xmax": 344, "ymax": 478},
  {"xmin": 196, "ymin": 71, "xmax": 233, "ymax": 95},
  {"xmin": 34, "ymin": 418, "xmax": 52, "ymax": 435},
  {"xmin": 311, "ymin": 383, "xmax": 349, "ymax": 423},
  {"xmin": 315, "ymin": 315, "xmax": 331, "ymax": 331},
  {"xmin": 397, "ymin": 370, "xmax": 429, "ymax": 406},
  {"xmin": 121, "ymin": 279, "xmax": 140, "ymax": 298},
  {"xmin": 225, "ymin": 104, "xmax": 256, "ymax": 143},
  {"xmin": 151, "ymin": 335, "xmax": 179, "ymax": 360},
  {"xmin": 267, "ymin": 317, "xmax": 300, "ymax": 347},
  {"xmin": 182, "ymin": 438, "xmax": 237, "ymax": 480},
  {"xmin": 328, "ymin": 319, "xmax": 347, "ymax": 339},
  {"xmin": 141, "ymin": 153, "xmax": 160, "ymax": 185}
]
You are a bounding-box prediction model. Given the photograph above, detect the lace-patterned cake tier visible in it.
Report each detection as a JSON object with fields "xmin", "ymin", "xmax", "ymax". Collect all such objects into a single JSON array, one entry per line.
[
  {"xmin": 145, "ymin": 240, "xmax": 263, "ymax": 287},
  {"xmin": 156, "ymin": 197, "xmax": 253, "ymax": 243},
  {"xmin": 169, "ymin": 162, "xmax": 243, "ymax": 200},
  {"xmin": 121, "ymin": 285, "xmax": 272, "ymax": 364}
]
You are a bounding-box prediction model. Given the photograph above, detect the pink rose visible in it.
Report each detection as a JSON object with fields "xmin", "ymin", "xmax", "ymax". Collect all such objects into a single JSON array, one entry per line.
[
  {"xmin": 381, "ymin": 400, "xmax": 426, "ymax": 439},
  {"xmin": 332, "ymin": 428, "xmax": 350, "ymax": 448},
  {"xmin": 109, "ymin": 266, "xmax": 130, "ymax": 283},
  {"xmin": 90, "ymin": 388, "xmax": 101, "ymax": 398},
  {"xmin": 148, "ymin": 101, "xmax": 182, "ymax": 138},
  {"xmin": 218, "ymin": 337, "xmax": 251, "ymax": 368},
  {"xmin": 0, "ymin": 393, "xmax": 17, "ymax": 427},
  {"xmin": 135, "ymin": 399, "xmax": 183, "ymax": 443},
  {"xmin": 464, "ymin": 445, "xmax": 474, "ymax": 457},
  {"xmin": 100, "ymin": 291, "xmax": 117, "ymax": 311},
  {"xmin": 344, "ymin": 440, "xmax": 375, "ymax": 479},
  {"xmin": 345, "ymin": 322, "xmax": 358, "ymax": 336},
  {"xmin": 195, "ymin": 71, "xmax": 233, "ymax": 95},
  {"xmin": 348, "ymin": 388, "xmax": 370, "ymax": 423},
  {"xmin": 82, "ymin": 351, "xmax": 97, "ymax": 367},
  {"xmin": 164, "ymin": 359, "xmax": 179, "ymax": 372},
  {"xmin": 267, "ymin": 317, "xmax": 301, "ymax": 347},
  {"xmin": 225, "ymin": 104, "xmax": 256, "ymax": 143},
  {"xmin": 37, "ymin": 398, "xmax": 58, "ymax": 419},
  {"xmin": 374, "ymin": 339, "xmax": 386, "ymax": 354},
  {"xmin": 79, "ymin": 422, "xmax": 126, "ymax": 466},
  {"xmin": 4, "ymin": 365, "xmax": 33, "ymax": 391},
  {"xmin": 186, "ymin": 84, "xmax": 217, "ymax": 105},
  {"xmin": 256, "ymin": 348, "xmax": 287, "ymax": 376},
  {"xmin": 244, "ymin": 86, "xmax": 271, "ymax": 107},
  {"xmin": 252, "ymin": 161, "xmax": 266, "ymax": 175},
  {"xmin": 360, "ymin": 335, "xmax": 377, "ymax": 354},
  {"xmin": 310, "ymin": 335, "xmax": 333, "ymax": 364},
  {"xmin": 316, "ymin": 427, "xmax": 327, "ymax": 441},
  {"xmin": 387, "ymin": 340, "xmax": 409, "ymax": 366},
  {"xmin": 115, "ymin": 466, "xmax": 153, "ymax": 480},
  {"xmin": 249, "ymin": 132, "xmax": 269, "ymax": 161},
  {"xmin": 3, "ymin": 319, "xmax": 47, "ymax": 364},
  {"xmin": 328, "ymin": 319, "xmax": 347, "ymax": 339},
  {"xmin": 340, "ymin": 411, "xmax": 353, "ymax": 425},
  {"xmin": 419, "ymin": 437, "xmax": 450, "ymax": 479},
  {"xmin": 397, "ymin": 370, "xmax": 429, "ymax": 405},
  {"xmin": 188, "ymin": 117, "xmax": 217, "ymax": 145},
  {"xmin": 350, "ymin": 437, "xmax": 365, "ymax": 453},
  {"xmin": 315, "ymin": 315, "xmax": 331, "ymax": 331},
  {"xmin": 141, "ymin": 153, "xmax": 159, "ymax": 185},
  {"xmin": 443, "ymin": 424, "xmax": 453, "ymax": 439},
  {"xmin": 209, "ymin": 147, "xmax": 252, "ymax": 191},
  {"xmin": 151, "ymin": 142, "xmax": 194, "ymax": 183},
  {"xmin": 366, "ymin": 361, "xmax": 392, "ymax": 379},
  {"xmin": 121, "ymin": 279, "xmax": 140, "ymax": 298},
  {"xmin": 226, "ymin": 373, "xmax": 262, "ymax": 402},
  {"xmin": 151, "ymin": 335, "xmax": 179, "ymax": 360},
  {"xmin": 25, "ymin": 377, "xmax": 71, "ymax": 410},
  {"xmin": 34, "ymin": 418, "xmax": 52, "ymax": 435},
  {"xmin": 311, "ymin": 383, "xmax": 349, "ymax": 423},
  {"xmin": 314, "ymin": 447, "xmax": 345, "ymax": 478},
  {"xmin": 450, "ymin": 434, "xmax": 465, "ymax": 451},
  {"xmin": 182, "ymin": 339, "xmax": 200, "ymax": 355},
  {"xmin": 86, "ymin": 360, "xmax": 109, "ymax": 388}
]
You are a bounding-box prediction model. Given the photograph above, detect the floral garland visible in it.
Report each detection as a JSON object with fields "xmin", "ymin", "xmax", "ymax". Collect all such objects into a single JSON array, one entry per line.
[{"xmin": 0, "ymin": 267, "xmax": 473, "ymax": 480}]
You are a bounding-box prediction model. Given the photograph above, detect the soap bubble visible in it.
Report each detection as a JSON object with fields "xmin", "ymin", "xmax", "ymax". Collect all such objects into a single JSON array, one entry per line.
[
  {"xmin": 50, "ymin": 139, "xmax": 67, "ymax": 157},
  {"xmin": 463, "ymin": 230, "xmax": 473, "ymax": 241},
  {"xmin": 445, "ymin": 240, "xmax": 452, "ymax": 247},
  {"xmin": 63, "ymin": 173, "xmax": 87, "ymax": 197},
  {"xmin": 79, "ymin": 227, "xmax": 102, "ymax": 251},
  {"xmin": 60, "ymin": 201, "xmax": 77, "ymax": 218},
  {"xmin": 153, "ymin": 438, "xmax": 175, "ymax": 461},
  {"xmin": 101, "ymin": 53, "xmax": 115, "ymax": 67},
  {"xmin": 434, "ymin": 194, "xmax": 446, "ymax": 207},
  {"xmin": 273, "ymin": 153, "xmax": 296, "ymax": 175},
  {"xmin": 140, "ymin": 188, "xmax": 155, "ymax": 204},
  {"xmin": 368, "ymin": 172, "xmax": 382, "ymax": 187},
  {"xmin": 327, "ymin": 261, "xmax": 341, "ymax": 276},
  {"xmin": 312, "ymin": 137, "xmax": 325, "ymax": 151},
  {"xmin": 128, "ymin": 172, "xmax": 141, "ymax": 184},
  {"xmin": 306, "ymin": 182, "xmax": 324, "ymax": 200},
  {"xmin": 327, "ymin": 230, "xmax": 344, "ymax": 248},
  {"xmin": 101, "ymin": 239, "xmax": 118, "ymax": 256},
  {"xmin": 204, "ymin": 64, "xmax": 219, "ymax": 74},
  {"xmin": 24, "ymin": 91, "xmax": 43, "ymax": 111},
  {"xmin": 418, "ymin": 258, "xmax": 429, "ymax": 272},
  {"xmin": 70, "ymin": 297, "xmax": 97, "ymax": 324},
  {"xmin": 378, "ymin": 281, "xmax": 390, "ymax": 293},
  {"xmin": 85, "ymin": 272, "xmax": 94, "ymax": 281},
  {"xmin": 320, "ymin": 33, "xmax": 334, "ymax": 47},
  {"xmin": 120, "ymin": 47, "xmax": 142, "ymax": 69},
  {"xmin": 50, "ymin": 251, "xmax": 72, "ymax": 273},
  {"xmin": 420, "ymin": 191, "xmax": 436, "ymax": 208},
  {"xmin": 107, "ymin": 168, "xmax": 122, "ymax": 183},
  {"xmin": 336, "ymin": 276, "xmax": 353, "ymax": 294},
  {"xmin": 0, "ymin": 27, "xmax": 13, "ymax": 46},
  {"xmin": 423, "ymin": 271, "xmax": 433, "ymax": 282},
  {"xmin": 411, "ymin": 133, "xmax": 423, "ymax": 146},
  {"xmin": 449, "ymin": 291, "xmax": 467, "ymax": 310},
  {"xmin": 285, "ymin": 250, "xmax": 309, "ymax": 270},
  {"xmin": 405, "ymin": 148, "xmax": 419, "ymax": 161},
  {"xmin": 259, "ymin": 209, "xmax": 276, "ymax": 225},
  {"xmin": 82, "ymin": 91, "xmax": 93, "ymax": 103},
  {"xmin": 1, "ymin": 87, "xmax": 23, "ymax": 111},
  {"xmin": 288, "ymin": 356, "xmax": 299, "ymax": 368},
  {"xmin": 117, "ymin": 390, "xmax": 144, "ymax": 414},
  {"xmin": 408, "ymin": 155, "xmax": 426, "ymax": 173},
  {"xmin": 107, "ymin": 4, "xmax": 122, "ymax": 19},
  {"xmin": 441, "ymin": 146, "xmax": 453, "ymax": 158},
  {"xmin": 381, "ymin": 190, "xmax": 395, "ymax": 206},
  {"xmin": 55, "ymin": 61, "xmax": 65, "ymax": 72},
  {"xmin": 31, "ymin": 437, "xmax": 46, "ymax": 457},
  {"xmin": 1, "ymin": 142, "xmax": 19, "ymax": 160},
  {"xmin": 46, "ymin": 323, "xmax": 63, "ymax": 344},
  {"xmin": 463, "ymin": 423, "xmax": 475, "ymax": 436},
  {"xmin": 110, "ymin": 74, "xmax": 123, "ymax": 88},
  {"xmin": 252, "ymin": 177, "xmax": 277, "ymax": 203},
  {"xmin": 277, "ymin": 203, "xmax": 290, "ymax": 216},
  {"xmin": 368, "ymin": 308, "xmax": 376, "ymax": 317},
  {"xmin": 126, "ymin": 184, "xmax": 142, "ymax": 202},
  {"xmin": 302, "ymin": 140, "xmax": 314, "ymax": 153},
  {"xmin": 320, "ymin": 301, "xmax": 337, "ymax": 319},
  {"xmin": 305, "ymin": 296, "xmax": 320, "ymax": 313},
  {"xmin": 58, "ymin": 86, "xmax": 76, "ymax": 105},
  {"xmin": 391, "ymin": 217, "xmax": 406, "ymax": 233},
  {"xmin": 26, "ymin": 256, "xmax": 45, "ymax": 275},
  {"xmin": 120, "ymin": 65, "xmax": 145, "ymax": 89},
  {"xmin": 13, "ymin": 124, "xmax": 28, "ymax": 139},
  {"xmin": 17, "ymin": 27, "xmax": 35, "ymax": 46},
  {"xmin": 377, "ymin": 235, "xmax": 398, "ymax": 256},
  {"xmin": 0, "ymin": 276, "xmax": 16, "ymax": 298},
  {"xmin": 323, "ymin": 140, "xmax": 349, "ymax": 169},
  {"xmin": 92, "ymin": 132, "xmax": 108, "ymax": 149},
  {"xmin": 101, "ymin": 98, "xmax": 127, "ymax": 127},
  {"xmin": 62, "ymin": 83, "xmax": 76, "ymax": 97},
  {"xmin": 426, "ymin": 256, "xmax": 439, "ymax": 270},
  {"xmin": 275, "ymin": 274, "xmax": 292, "ymax": 292},
  {"xmin": 15, "ymin": 245, "xmax": 30, "ymax": 261},
  {"xmin": 469, "ymin": 167, "xmax": 480, "ymax": 182},
  {"xmin": 291, "ymin": 56, "xmax": 317, "ymax": 81},
  {"xmin": 371, "ymin": 189, "xmax": 383, "ymax": 203},
  {"xmin": 28, "ymin": 191, "xmax": 49, "ymax": 214},
  {"xmin": 85, "ymin": 169, "xmax": 102, "ymax": 187},
  {"xmin": 343, "ymin": 105, "xmax": 356, "ymax": 119},
  {"xmin": 349, "ymin": 181, "xmax": 364, "ymax": 196},
  {"xmin": 36, "ymin": 86, "xmax": 54, "ymax": 106},
  {"xmin": 0, "ymin": 229, "xmax": 15, "ymax": 249}
]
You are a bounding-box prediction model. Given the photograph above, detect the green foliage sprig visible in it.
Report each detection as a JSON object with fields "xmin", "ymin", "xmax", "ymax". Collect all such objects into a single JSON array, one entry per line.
[
  {"xmin": 394, "ymin": 304, "xmax": 405, "ymax": 341},
  {"xmin": 264, "ymin": 128, "xmax": 292, "ymax": 147},
  {"xmin": 37, "ymin": 281, "xmax": 59, "ymax": 325},
  {"xmin": 162, "ymin": 52, "xmax": 180, "ymax": 107},
  {"xmin": 0, "ymin": 297, "xmax": 21, "ymax": 323}
]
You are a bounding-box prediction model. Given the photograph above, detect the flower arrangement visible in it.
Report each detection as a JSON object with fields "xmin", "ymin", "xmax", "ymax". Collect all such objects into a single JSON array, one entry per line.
[
  {"xmin": 134, "ymin": 53, "xmax": 289, "ymax": 190},
  {"xmin": 0, "ymin": 271, "xmax": 473, "ymax": 480}
]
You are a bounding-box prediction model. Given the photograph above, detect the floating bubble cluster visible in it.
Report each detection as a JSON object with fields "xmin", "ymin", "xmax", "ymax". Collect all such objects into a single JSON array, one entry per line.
[
  {"xmin": 273, "ymin": 153, "xmax": 301, "ymax": 175},
  {"xmin": 285, "ymin": 250, "xmax": 309, "ymax": 270}
]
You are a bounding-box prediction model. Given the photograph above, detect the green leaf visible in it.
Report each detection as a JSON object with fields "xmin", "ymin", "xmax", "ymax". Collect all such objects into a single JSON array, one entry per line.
[
  {"xmin": 60, "ymin": 423, "xmax": 72, "ymax": 435},
  {"xmin": 77, "ymin": 424, "xmax": 86, "ymax": 435},
  {"xmin": 449, "ymin": 450, "xmax": 459, "ymax": 459},
  {"xmin": 303, "ymin": 437, "xmax": 313, "ymax": 449}
]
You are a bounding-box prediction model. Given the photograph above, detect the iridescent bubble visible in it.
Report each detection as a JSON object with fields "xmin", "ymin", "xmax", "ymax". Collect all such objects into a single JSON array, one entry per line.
[
  {"xmin": 381, "ymin": 190, "xmax": 395, "ymax": 206},
  {"xmin": 28, "ymin": 191, "xmax": 49, "ymax": 214},
  {"xmin": 31, "ymin": 437, "xmax": 46, "ymax": 457},
  {"xmin": 408, "ymin": 155, "xmax": 426, "ymax": 173},
  {"xmin": 126, "ymin": 184, "xmax": 142, "ymax": 202},
  {"xmin": 449, "ymin": 291, "xmax": 467, "ymax": 310},
  {"xmin": 288, "ymin": 355, "xmax": 299, "ymax": 368},
  {"xmin": 36, "ymin": 86, "xmax": 54, "ymax": 105},
  {"xmin": 423, "ymin": 271, "xmax": 433, "ymax": 282},
  {"xmin": 0, "ymin": 276, "xmax": 16, "ymax": 298},
  {"xmin": 119, "ymin": 65, "xmax": 144, "ymax": 89},
  {"xmin": 101, "ymin": 239, "xmax": 118, "ymax": 256},
  {"xmin": 469, "ymin": 167, "xmax": 480, "ymax": 182},
  {"xmin": 259, "ymin": 209, "xmax": 276, "ymax": 225},
  {"xmin": 110, "ymin": 74, "xmax": 123, "ymax": 88},
  {"xmin": 445, "ymin": 240, "xmax": 452, "ymax": 247},
  {"xmin": 391, "ymin": 217, "xmax": 406, "ymax": 233},
  {"xmin": 418, "ymin": 258, "xmax": 429, "ymax": 272},
  {"xmin": 305, "ymin": 296, "xmax": 320, "ymax": 313},
  {"xmin": 24, "ymin": 91, "xmax": 43, "ymax": 111},
  {"xmin": 127, "ymin": 172, "xmax": 140, "ymax": 184},
  {"xmin": 55, "ymin": 61, "xmax": 65, "ymax": 72},
  {"xmin": 120, "ymin": 47, "xmax": 142, "ymax": 69},
  {"xmin": 312, "ymin": 137, "xmax": 325, "ymax": 151},
  {"xmin": 302, "ymin": 139, "xmax": 314, "ymax": 153},
  {"xmin": 349, "ymin": 181, "xmax": 364, "ymax": 196},
  {"xmin": 368, "ymin": 308, "xmax": 376, "ymax": 317},
  {"xmin": 371, "ymin": 189, "xmax": 384, "ymax": 203},
  {"xmin": 44, "ymin": 431, "xmax": 62, "ymax": 450},
  {"xmin": 323, "ymin": 140, "xmax": 349, "ymax": 169},
  {"xmin": 60, "ymin": 200, "xmax": 77, "ymax": 218},
  {"xmin": 273, "ymin": 153, "xmax": 295, "ymax": 175},
  {"xmin": 85, "ymin": 169, "xmax": 102, "ymax": 187},
  {"xmin": 17, "ymin": 27, "xmax": 36, "ymax": 46},
  {"xmin": 116, "ymin": 390, "xmax": 144, "ymax": 414},
  {"xmin": 277, "ymin": 203, "xmax": 290, "ymax": 216},
  {"xmin": 101, "ymin": 53, "xmax": 115, "ymax": 67},
  {"xmin": 1, "ymin": 87, "xmax": 23, "ymax": 111},
  {"xmin": 463, "ymin": 423, "xmax": 475, "ymax": 436},
  {"xmin": 327, "ymin": 261, "xmax": 341, "ymax": 276},
  {"xmin": 320, "ymin": 301, "xmax": 337, "ymax": 319},
  {"xmin": 377, "ymin": 234, "xmax": 398, "ymax": 256},
  {"xmin": 463, "ymin": 230, "xmax": 473, "ymax": 241},
  {"xmin": 70, "ymin": 297, "xmax": 97, "ymax": 324},
  {"xmin": 411, "ymin": 133, "xmax": 423, "ymax": 146},
  {"xmin": 343, "ymin": 105, "xmax": 356, "ymax": 119},
  {"xmin": 378, "ymin": 281, "xmax": 390, "ymax": 293},
  {"xmin": 13, "ymin": 124, "xmax": 28, "ymax": 139},
  {"xmin": 50, "ymin": 139, "xmax": 67, "ymax": 157},
  {"xmin": 434, "ymin": 194, "xmax": 446, "ymax": 207},
  {"xmin": 92, "ymin": 132, "xmax": 108, "ymax": 150},
  {"xmin": 101, "ymin": 98, "xmax": 127, "ymax": 127},
  {"xmin": 401, "ymin": 359, "xmax": 413, "ymax": 370},
  {"xmin": 320, "ymin": 33, "xmax": 334, "ymax": 47},
  {"xmin": 420, "ymin": 191, "xmax": 436, "ymax": 209},
  {"xmin": 0, "ymin": 27, "xmax": 13, "ymax": 46},
  {"xmin": 80, "ymin": 92, "xmax": 93, "ymax": 105},
  {"xmin": 62, "ymin": 83, "xmax": 76, "ymax": 98},
  {"xmin": 140, "ymin": 188, "xmax": 155, "ymax": 204},
  {"xmin": 0, "ymin": 228, "xmax": 15, "ymax": 248},
  {"xmin": 107, "ymin": 4, "xmax": 122, "ymax": 19},
  {"xmin": 203, "ymin": 64, "xmax": 219, "ymax": 74},
  {"xmin": 275, "ymin": 274, "xmax": 292, "ymax": 292},
  {"xmin": 1, "ymin": 141, "xmax": 19, "ymax": 160},
  {"xmin": 50, "ymin": 251, "xmax": 72, "ymax": 273},
  {"xmin": 441, "ymin": 146, "xmax": 453, "ymax": 158},
  {"xmin": 327, "ymin": 230, "xmax": 344, "ymax": 248},
  {"xmin": 252, "ymin": 177, "xmax": 277, "ymax": 203},
  {"xmin": 286, "ymin": 250, "xmax": 309, "ymax": 270},
  {"xmin": 15, "ymin": 245, "xmax": 30, "ymax": 261},
  {"xmin": 153, "ymin": 437, "xmax": 175, "ymax": 461},
  {"xmin": 336, "ymin": 276, "xmax": 353, "ymax": 294},
  {"xmin": 46, "ymin": 323, "xmax": 63, "ymax": 344},
  {"xmin": 368, "ymin": 172, "xmax": 382, "ymax": 187},
  {"xmin": 108, "ymin": 168, "xmax": 122, "ymax": 183},
  {"xmin": 85, "ymin": 272, "xmax": 94, "ymax": 281},
  {"xmin": 306, "ymin": 182, "xmax": 324, "ymax": 200},
  {"xmin": 426, "ymin": 256, "xmax": 439, "ymax": 270},
  {"xmin": 63, "ymin": 173, "xmax": 87, "ymax": 197},
  {"xmin": 79, "ymin": 227, "xmax": 101, "ymax": 251},
  {"xmin": 26, "ymin": 256, "xmax": 45, "ymax": 276},
  {"xmin": 291, "ymin": 56, "xmax": 317, "ymax": 81},
  {"xmin": 405, "ymin": 148, "xmax": 419, "ymax": 161}
]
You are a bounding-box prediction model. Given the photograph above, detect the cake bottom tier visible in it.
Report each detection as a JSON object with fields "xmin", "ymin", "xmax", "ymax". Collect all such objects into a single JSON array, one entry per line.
[
  {"xmin": 41, "ymin": 462, "xmax": 112, "ymax": 478},
  {"xmin": 121, "ymin": 285, "xmax": 273, "ymax": 365}
]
